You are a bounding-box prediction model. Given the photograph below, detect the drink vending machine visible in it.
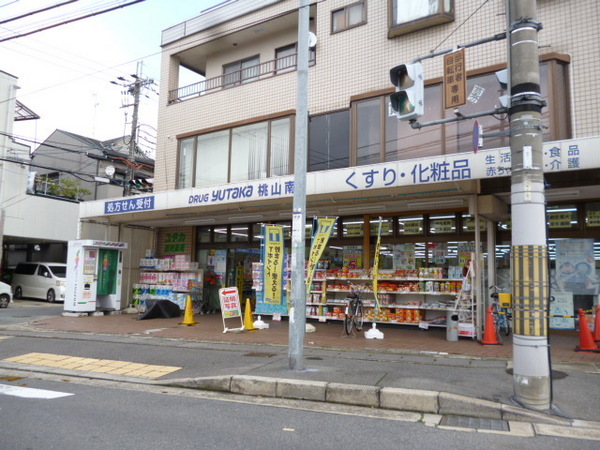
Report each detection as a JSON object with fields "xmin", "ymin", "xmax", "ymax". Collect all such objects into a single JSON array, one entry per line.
[{"xmin": 64, "ymin": 240, "xmax": 128, "ymax": 313}]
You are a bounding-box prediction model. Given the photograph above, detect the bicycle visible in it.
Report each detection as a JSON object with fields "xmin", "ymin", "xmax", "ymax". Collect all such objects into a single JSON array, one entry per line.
[
  {"xmin": 489, "ymin": 286, "xmax": 512, "ymax": 338},
  {"xmin": 344, "ymin": 286, "xmax": 364, "ymax": 335}
]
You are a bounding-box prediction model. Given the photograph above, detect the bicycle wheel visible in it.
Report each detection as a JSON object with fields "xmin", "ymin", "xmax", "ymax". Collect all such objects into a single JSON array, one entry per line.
[
  {"xmin": 354, "ymin": 302, "xmax": 364, "ymax": 331},
  {"xmin": 344, "ymin": 301, "xmax": 355, "ymax": 335}
]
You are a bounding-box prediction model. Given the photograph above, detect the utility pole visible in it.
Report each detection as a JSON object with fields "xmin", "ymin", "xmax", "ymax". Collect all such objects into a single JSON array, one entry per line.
[
  {"xmin": 288, "ymin": 0, "xmax": 310, "ymax": 371},
  {"xmin": 507, "ymin": 0, "xmax": 551, "ymax": 410},
  {"xmin": 110, "ymin": 62, "xmax": 153, "ymax": 196}
]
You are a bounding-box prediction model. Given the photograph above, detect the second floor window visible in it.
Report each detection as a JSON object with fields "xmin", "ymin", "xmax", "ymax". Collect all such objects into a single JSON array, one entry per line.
[{"xmin": 178, "ymin": 117, "xmax": 292, "ymax": 189}]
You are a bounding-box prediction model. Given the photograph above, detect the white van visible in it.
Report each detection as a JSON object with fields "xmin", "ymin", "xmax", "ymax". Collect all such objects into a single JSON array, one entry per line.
[
  {"xmin": 11, "ymin": 262, "xmax": 67, "ymax": 302},
  {"xmin": 0, "ymin": 281, "xmax": 11, "ymax": 307}
]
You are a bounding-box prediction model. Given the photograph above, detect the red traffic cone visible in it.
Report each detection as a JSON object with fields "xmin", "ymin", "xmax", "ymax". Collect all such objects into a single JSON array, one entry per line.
[
  {"xmin": 575, "ymin": 308, "xmax": 600, "ymax": 353},
  {"xmin": 479, "ymin": 306, "xmax": 502, "ymax": 346},
  {"xmin": 593, "ymin": 305, "xmax": 600, "ymax": 343}
]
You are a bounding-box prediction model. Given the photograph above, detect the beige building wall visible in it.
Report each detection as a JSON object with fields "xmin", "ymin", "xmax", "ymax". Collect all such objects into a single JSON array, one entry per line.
[{"xmin": 155, "ymin": 0, "xmax": 600, "ymax": 192}]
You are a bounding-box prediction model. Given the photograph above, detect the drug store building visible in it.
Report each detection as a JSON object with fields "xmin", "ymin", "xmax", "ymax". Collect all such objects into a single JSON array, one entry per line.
[{"xmin": 78, "ymin": 0, "xmax": 600, "ymax": 337}]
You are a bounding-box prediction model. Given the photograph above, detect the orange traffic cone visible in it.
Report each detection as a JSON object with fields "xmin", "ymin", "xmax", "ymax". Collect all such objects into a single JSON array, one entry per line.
[
  {"xmin": 575, "ymin": 308, "xmax": 600, "ymax": 352},
  {"xmin": 593, "ymin": 305, "xmax": 600, "ymax": 343},
  {"xmin": 243, "ymin": 298, "xmax": 256, "ymax": 331},
  {"xmin": 479, "ymin": 306, "xmax": 502, "ymax": 346}
]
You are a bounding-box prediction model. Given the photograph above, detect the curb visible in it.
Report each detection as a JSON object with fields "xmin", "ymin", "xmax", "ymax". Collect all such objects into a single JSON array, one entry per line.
[{"xmin": 160, "ymin": 375, "xmax": 578, "ymax": 426}]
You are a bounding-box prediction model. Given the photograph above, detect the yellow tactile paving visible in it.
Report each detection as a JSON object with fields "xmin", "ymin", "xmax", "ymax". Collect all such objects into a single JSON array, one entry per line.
[{"xmin": 3, "ymin": 352, "xmax": 181, "ymax": 379}]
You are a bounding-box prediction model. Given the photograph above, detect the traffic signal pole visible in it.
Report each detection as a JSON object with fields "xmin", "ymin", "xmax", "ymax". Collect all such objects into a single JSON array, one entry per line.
[{"xmin": 507, "ymin": 0, "xmax": 551, "ymax": 410}]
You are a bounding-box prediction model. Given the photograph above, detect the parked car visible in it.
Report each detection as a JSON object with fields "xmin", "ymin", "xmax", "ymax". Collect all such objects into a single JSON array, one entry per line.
[
  {"xmin": 0, "ymin": 281, "xmax": 11, "ymax": 307},
  {"xmin": 11, "ymin": 262, "xmax": 67, "ymax": 302}
]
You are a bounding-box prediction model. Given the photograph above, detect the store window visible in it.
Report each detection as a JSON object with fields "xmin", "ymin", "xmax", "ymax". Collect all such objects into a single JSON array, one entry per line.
[
  {"xmin": 223, "ymin": 55, "xmax": 260, "ymax": 88},
  {"xmin": 197, "ymin": 226, "xmax": 211, "ymax": 244},
  {"xmin": 252, "ymin": 224, "xmax": 263, "ymax": 242},
  {"xmin": 586, "ymin": 203, "xmax": 600, "ymax": 227},
  {"xmin": 356, "ymin": 98, "xmax": 381, "ymax": 166},
  {"xmin": 342, "ymin": 216, "xmax": 364, "ymax": 238},
  {"xmin": 369, "ymin": 216, "xmax": 394, "ymax": 236},
  {"xmin": 230, "ymin": 224, "xmax": 250, "ymax": 242},
  {"xmin": 308, "ymin": 110, "xmax": 350, "ymax": 171},
  {"xmin": 429, "ymin": 213, "xmax": 457, "ymax": 234},
  {"xmin": 547, "ymin": 204, "xmax": 578, "ymax": 230},
  {"xmin": 178, "ymin": 117, "xmax": 292, "ymax": 189},
  {"xmin": 214, "ymin": 225, "xmax": 228, "ymax": 243},
  {"xmin": 461, "ymin": 213, "xmax": 486, "ymax": 233},
  {"xmin": 398, "ymin": 215, "xmax": 424, "ymax": 235},
  {"xmin": 332, "ymin": 1, "xmax": 367, "ymax": 33},
  {"xmin": 389, "ymin": 0, "xmax": 453, "ymax": 37}
]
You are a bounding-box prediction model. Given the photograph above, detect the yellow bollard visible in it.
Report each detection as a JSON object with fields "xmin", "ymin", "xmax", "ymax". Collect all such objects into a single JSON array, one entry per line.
[
  {"xmin": 180, "ymin": 295, "xmax": 198, "ymax": 326},
  {"xmin": 243, "ymin": 298, "xmax": 255, "ymax": 331}
]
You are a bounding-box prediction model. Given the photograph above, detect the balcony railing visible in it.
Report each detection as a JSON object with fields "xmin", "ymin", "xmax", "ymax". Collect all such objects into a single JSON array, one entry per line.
[{"xmin": 168, "ymin": 52, "xmax": 315, "ymax": 104}]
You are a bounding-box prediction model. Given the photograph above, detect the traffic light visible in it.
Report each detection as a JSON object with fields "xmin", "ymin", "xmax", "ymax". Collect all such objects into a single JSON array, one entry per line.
[
  {"xmin": 389, "ymin": 63, "xmax": 424, "ymax": 121},
  {"xmin": 128, "ymin": 178, "xmax": 153, "ymax": 192}
]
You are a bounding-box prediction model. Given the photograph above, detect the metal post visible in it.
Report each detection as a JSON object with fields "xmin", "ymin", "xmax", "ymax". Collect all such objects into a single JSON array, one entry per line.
[
  {"xmin": 288, "ymin": 0, "xmax": 310, "ymax": 371},
  {"xmin": 508, "ymin": 0, "xmax": 551, "ymax": 410}
]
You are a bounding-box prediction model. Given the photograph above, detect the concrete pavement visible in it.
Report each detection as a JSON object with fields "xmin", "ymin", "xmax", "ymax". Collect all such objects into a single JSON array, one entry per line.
[{"xmin": 0, "ymin": 306, "xmax": 599, "ymax": 440}]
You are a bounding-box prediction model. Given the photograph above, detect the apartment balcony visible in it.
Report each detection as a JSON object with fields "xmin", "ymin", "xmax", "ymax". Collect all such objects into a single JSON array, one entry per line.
[{"xmin": 168, "ymin": 52, "xmax": 315, "ymax": 104}]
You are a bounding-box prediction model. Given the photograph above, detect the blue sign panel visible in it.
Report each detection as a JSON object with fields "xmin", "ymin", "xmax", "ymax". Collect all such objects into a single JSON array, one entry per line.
[{"xmin": 104, "ymin": 196, "xmax": 155, "ymax": 214}]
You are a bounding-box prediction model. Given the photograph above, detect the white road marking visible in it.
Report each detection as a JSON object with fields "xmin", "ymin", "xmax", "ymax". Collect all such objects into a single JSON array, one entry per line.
[{"xmin": 0, "ymin": 383, "xmax": 74, "ymax": 399}]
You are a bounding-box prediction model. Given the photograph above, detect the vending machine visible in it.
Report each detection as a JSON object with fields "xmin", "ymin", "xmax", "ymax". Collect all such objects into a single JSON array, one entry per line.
[{"xmin": 64, "ymin": 240, "xmax": 128, "ymax": 313}]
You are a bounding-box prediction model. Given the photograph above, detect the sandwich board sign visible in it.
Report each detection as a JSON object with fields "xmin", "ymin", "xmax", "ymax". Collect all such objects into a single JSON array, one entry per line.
[{"xmin": 218, "ymin": 287, "xmax": 244, "ymax": 333}]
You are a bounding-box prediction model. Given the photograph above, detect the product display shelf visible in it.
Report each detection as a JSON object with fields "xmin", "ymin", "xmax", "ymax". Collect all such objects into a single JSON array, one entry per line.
[
  {"xmin": 134, "ymin": 266, "xmax": 204, "ymax": 310},
  {"xmin": 305, "ymin": 273, "xmax": 473, "ymax": 328}
]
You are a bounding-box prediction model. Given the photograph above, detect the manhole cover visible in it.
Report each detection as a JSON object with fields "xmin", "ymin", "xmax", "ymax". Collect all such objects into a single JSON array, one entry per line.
[
  {"xmin": 243, "ymin": 352, "xmax": 277, "ymax": 357},
  {"xmin": 506, "ymin": 368, "xmax": 568, "ymax": 380},
  {"xmin": 441, "ymin": 415, "xmax": 509, "ymax": 431}
]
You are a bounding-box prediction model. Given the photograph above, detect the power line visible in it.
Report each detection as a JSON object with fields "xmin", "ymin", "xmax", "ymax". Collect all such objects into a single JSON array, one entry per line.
[
  {"xmin": 0, "ymin": 0, "xmax": 146, "ymax": 42},
  {"xmin": 0, "ymin": 0, "xmax": 79, "ymax": 25}
]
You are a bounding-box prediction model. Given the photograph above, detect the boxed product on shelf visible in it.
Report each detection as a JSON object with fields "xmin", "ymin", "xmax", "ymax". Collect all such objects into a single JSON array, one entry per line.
[{"xmin": 458, "ymin": 322, "xmax": 475, "ymax": 337}]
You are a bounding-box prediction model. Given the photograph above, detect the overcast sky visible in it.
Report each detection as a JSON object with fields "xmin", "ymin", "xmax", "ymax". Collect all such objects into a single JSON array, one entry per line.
[{"xmin": 2, "ymin": 0, "xmax": 222, "ymax": 154}]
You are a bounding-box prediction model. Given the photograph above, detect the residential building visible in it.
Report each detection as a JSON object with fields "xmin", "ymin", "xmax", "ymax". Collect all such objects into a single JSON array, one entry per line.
[{"xmin": 79, "ymin": 0, "xmax": 600, "ymax": 331}]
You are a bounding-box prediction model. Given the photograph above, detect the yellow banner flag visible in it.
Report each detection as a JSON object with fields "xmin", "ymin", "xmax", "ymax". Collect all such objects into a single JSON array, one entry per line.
[
  {"xmin": 372, "ymin": 218, "xmax": 383, "ymax": 312},
  {"xmin": 264, "ymin": 225, "xmax": 284, "ymax": 305},
  {"xmin": 306, "ymin": 217, "xmax": 337, "ymax": 295}
]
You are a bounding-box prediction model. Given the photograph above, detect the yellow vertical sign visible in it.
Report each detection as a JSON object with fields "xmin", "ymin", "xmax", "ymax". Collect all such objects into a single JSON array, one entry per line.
[
  {"xmin": 306, "ymin": 217, "xmax": 337, "ymax": 294},
  {"xmin": 264, "ymin": 225, "xmax": 284, "ymax": 305},
  {"xmin": 372, "ymin": 218, "xmax": 383, "ymax": 312},
  {"xmin": 444, "ymin": 48, "xmax": 466, "ymax": 109}
]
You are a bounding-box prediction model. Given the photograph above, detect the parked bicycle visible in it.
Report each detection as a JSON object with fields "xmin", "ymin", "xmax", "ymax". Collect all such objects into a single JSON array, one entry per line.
[
  {"xmin": 344, "ymin": 285, "xmax": 364, "ymax": 335},
  {"xmin": 489, "ymin": 285, "xmax": 512, "ymax": 339}
]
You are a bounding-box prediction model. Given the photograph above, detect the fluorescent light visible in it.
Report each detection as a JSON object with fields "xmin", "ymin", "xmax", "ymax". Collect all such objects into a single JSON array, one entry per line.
[
  {"xmin": 406, "ymin": 199, "xmax": 464, "ymax": 208},
  {"xmin": 338, "ymin": 205, "xmax": 386, "ymax": 214},
  {"xmin": 279, "ymin": 210, "xmax": 320, "ymax": 217},
  {"xmin": 234, "ymin": 214, "xmax": 264, "ymax": 222},
  {"xmin": 184, "ymin": 218, "xmax": 216, "ymax": 225},
  {"xmin": 545, "ymin": 190, "xmax": 579, "ymax": 199}
]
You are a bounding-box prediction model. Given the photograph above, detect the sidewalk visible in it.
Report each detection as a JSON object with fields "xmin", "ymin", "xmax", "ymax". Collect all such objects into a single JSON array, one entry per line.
[
  {"xmin": 2, "ymin": 309, "xmax": 600, "ymax": 438},
  {"xmin": 27, "ymin": 309, "xmax": 600, "ymax": 364}
]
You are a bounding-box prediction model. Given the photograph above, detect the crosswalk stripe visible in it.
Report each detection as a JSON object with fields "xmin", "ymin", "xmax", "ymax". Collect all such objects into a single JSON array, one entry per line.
[{"xmin": 0, "ymin": 384, "xmax": 74, "ymax": 399}]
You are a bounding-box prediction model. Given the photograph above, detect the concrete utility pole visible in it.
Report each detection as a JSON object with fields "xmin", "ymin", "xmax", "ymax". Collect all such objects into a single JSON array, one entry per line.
[
  {"xmin": 111, "ymin": 63, "xmax": 153, "ymax": 197},
  {"xmin": 288, "ymin": 0, "xmax": 310, "ymax": 371},
  {"xmin": 508, "ymin": 0, "xmax": 551, "ymax": 410}
]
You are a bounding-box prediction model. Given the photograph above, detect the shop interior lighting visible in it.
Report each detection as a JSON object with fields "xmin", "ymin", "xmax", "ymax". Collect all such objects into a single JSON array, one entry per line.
[
  {"xmin": 338, "ymin": 205, "xmax": 386, "ymax": 214},
  {"xmin": 406, "ymin": 199, "xmax": 464, "ymax": 208},
  {"xmin": 234, "ymin": 214, "xmax": 264, "ymax": 222},
  {"xmin": 545, "ymin": 190, "xmax": 580, "ymax": 199},
  {"xmin": 184, "ymin": 218, "xmax": 216, "ymax": 225}
]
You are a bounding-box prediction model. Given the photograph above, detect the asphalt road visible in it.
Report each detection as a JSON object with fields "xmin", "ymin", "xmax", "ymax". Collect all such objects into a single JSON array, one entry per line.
[{"xmin": 1, "ymin": 374, "xmax": 596, "ymax": 450}]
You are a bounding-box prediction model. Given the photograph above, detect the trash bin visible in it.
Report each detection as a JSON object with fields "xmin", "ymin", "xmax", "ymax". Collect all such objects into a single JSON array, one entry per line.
[{"xmin": 447, "ymin": 312, "xmax": 459, "ymax": 341}]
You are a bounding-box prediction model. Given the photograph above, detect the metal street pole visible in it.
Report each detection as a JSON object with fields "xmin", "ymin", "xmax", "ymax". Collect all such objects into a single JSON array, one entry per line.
[
  {"xmin": 289, "ymin": 0, "xmax": 310, "ymax": 371},
  {"xmin": 508, "ymin": 0, "xmax": 551, "ymax": 410}
]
